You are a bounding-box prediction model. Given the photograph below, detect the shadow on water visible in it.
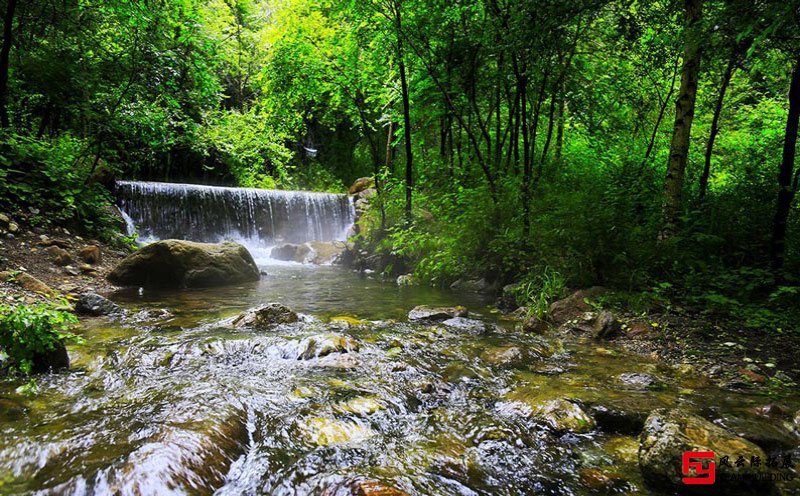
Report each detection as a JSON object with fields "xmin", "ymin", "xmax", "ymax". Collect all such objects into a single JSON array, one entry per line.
[{"xmin": 2, "ymin": 271, "xmax": 799, "ymax": 494}]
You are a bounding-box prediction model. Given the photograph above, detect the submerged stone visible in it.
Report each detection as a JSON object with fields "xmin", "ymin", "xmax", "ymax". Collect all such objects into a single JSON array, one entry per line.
[
  {"xmin": 299, "ymin": 417, "xmax": 374, "ymax": 446},
  {"xmin": 337, "ymin": 396, "xmax": 385, "ymax": 415},
  {"xmin": 108, "ymin": 240, "xmax": 260, "ymax": 289},
  {"xmin": 298, "ymin": 334, "xmax": 360, "ymax": 360},
  {"xmin": 351, "ymin": 480, "xmax": 409, "ymax": 496}
]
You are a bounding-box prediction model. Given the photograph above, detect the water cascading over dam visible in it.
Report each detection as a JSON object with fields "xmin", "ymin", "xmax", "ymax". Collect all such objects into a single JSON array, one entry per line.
[{"xmin": 115, "ymin": 181, "xmax": 355, "ymax": 252}]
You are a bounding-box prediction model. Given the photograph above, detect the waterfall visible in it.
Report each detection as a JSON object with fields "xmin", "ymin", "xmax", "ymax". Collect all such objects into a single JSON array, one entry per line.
[{"xmin": 115, "ymin": 181, "xmax": 355, "ymax": 257}]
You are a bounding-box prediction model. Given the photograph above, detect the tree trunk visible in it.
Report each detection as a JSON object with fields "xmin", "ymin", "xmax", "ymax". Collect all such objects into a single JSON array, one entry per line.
[
  {"xmin": 661, "ymin": 0, "xmax": 703, "ymax": 239},
  {"xmin": 770, "ymin": 56, "xmax": 800, "ymax": 273},
  {"xmin": 0, "ymin": 0, "xmax": 17, "ymax": 128},
  {"xmin": 394, "ymin": 2, "xmax": 414, "ymax": 227},
  {"xmin": 699, "ymin": 39, "xmax": 749, "ymax": 202},
  {"xmin": 554, "ymin": 91, "xmax": 565, "ymax": 166}
]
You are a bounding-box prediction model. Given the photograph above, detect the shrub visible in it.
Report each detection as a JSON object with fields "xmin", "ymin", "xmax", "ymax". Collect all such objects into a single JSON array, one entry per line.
[{"xmin": 0, "ymin": 302, "xmax": 81, "ymax": 376}]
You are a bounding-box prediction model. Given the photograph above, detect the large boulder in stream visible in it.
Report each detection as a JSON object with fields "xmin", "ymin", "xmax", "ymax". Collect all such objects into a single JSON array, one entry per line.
[
  {"xmin": 638, "ymin": 409, "xmax": 772, "ymax": 494},
  {"xmin": 107, "ymin": 240, "xmax": 260, "ymax": 289}
]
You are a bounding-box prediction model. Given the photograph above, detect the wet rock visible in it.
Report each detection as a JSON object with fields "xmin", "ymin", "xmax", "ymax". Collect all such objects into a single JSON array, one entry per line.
[
  {"xmin": 522, "ymin": 314, "xmax": 549, "ymax": 334},
  {"xmin": 270, "ymin": 242, "xmax": 311, "ymax": 262},
  {"xmin": 0, "ymin": 398, "xmax": 27, "ymax": 420},
  {"xmin": 75, "ymin": 292, "xmax": 124, "ymax": 317},
  {"xmin": 313, "ymin": 354, "xmax": 360, "ymax": 370},
  {"xmin": 0, "ymin": 213, "xmax": 8, "ymax": 225},
  {"xmin": 548, "ymin": 287, "xmax": 605, "ymax": 325},
  {"xmin": 298, "ymin": 334, "xmax": 360, "ymax": 360},
  {"xmin": 579, "ymin": 468, "xmax": 631, "ymax": 493},
  {"xmin": 589, "ymin": 404, "xmax": 647, "ymax": 435},
  {"xmin": 408, "ymin": 305, "xmax": 467, "ymax": 322},
  {"xmin": 233, "ymin": 303, "xmax": 298, "ymax": 329},
  {"xmin": 111, "ymin": 412, "xmax": 248, "ymax": 494},
  {"xmin": 337, "ymin": 396, "xmax": 385, "ymax": 415},
  {"xmin": 755, "ymin": 404, "xmax": 789, "ymax": 420},
  {"xmin": 593, "ymin": 311, "xmax": 620, "ymax": 339},
  {"xmin": 449, "ymin": 277, "xmax": 496, "ymax": 294},
  {"xmin": 78, "ymin": 245, "xmax": 102, "ymax": 265},
  {"xmin": 307, "ymin": 241, "xmax": 344, "ymax": 264},
  {"xmin": 108, "ymin": 240, "xmax": 260, "ymax": 289},
  {"xmin": 46, "ymin": 245, "xmax": 72, "ymax": 266},
  {"xmin": 532, "ymin": 399, "xmax": 596, "ymax": 433},
  {"xmin": 714, "ymin": 415, "xmax": 798, "ymax": 452},
  {"xmin": 0, "ymin": 271, "xmax": 54, "ymax": 296},
  {"xmin": 639, "ymin": 409, "xmax": 771, "ymax": 494},
  {"xmin": 30, "ymin": 341, "xmax": 69, "ymax": 373},
  {"xmin": 618, "ymin": 372, "xmax": 662, "ymax": 390},
  {"xmin": 481, "ymin": 346, "xmax": 524, "ymax": 367},
  {"xmin": 396, "ymin": 274, "xmax": 414, "ymax": 286},
  {"xmin": 131, "ymin": 308, "xmax": 173, "ymax": 322},
  {"xmin": 298, "ymin": 417, "xmax": 374, "ymax": 446},
  {"xmin": 441, "ymin": 316, "xmax": 489, "ymax": 333},
  {"xmin": 348, "ymin": 176, "xmax": 375, "ymax": 195},
  {"xmin": 7, "ymin": 222, "xmax": 18, "ymax": 233},
  {"xmin": 351, "ymin": 481, "xmax": 409, "ymax": 496},
  {"xmin": 497, "ymin": 283, "xmax": 520, "ymax": 310}
]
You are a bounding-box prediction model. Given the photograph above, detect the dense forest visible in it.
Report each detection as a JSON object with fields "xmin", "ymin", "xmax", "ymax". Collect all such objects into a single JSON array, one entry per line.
[{"xmin": 1, "ymin": 0, "xmax": 800, "ymax": 329}]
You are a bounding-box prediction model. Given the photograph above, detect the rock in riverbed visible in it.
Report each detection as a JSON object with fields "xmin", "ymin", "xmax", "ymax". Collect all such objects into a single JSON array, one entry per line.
[
  {"xmin": 532, "ymin": 399, "xmax": 596, "ymax": 433},
  {"xmin": 75, "ymin": 292, "xmax": 123, "ymax": 317},
  {"xmin": 638, "ymin": 409, "xmax": 772, "ymax": 494},
  {"xmin": 108, "ymin": 240, "xmax": 260, "ymax": 289},
  {"xmin": 271, "ymin": 243, "xmax": 311, "ymax": 262},
  {"xmin": 408, "ymin": 305, "xmax": 467, "ymax": 322},
  {"xmin": 233, "ymin": 303, "xmax": 298, "ymax": 329}
]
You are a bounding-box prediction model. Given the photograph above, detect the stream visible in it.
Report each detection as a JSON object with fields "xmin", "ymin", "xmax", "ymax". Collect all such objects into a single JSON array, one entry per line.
[{"xmin": 1, "ymin": 182, "xmax": 798, "ymax": 495}]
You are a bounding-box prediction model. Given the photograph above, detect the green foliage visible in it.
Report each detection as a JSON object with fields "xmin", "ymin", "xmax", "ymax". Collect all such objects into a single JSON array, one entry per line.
[
  {"xmin": 514, "ymin": 268, "xmax": 568, "ymax": 319},
  {"xmin": 0, "ymin": 132, "xmax": 123, "ymax": 240},
  {"xmin": 0, "ymin": 302, "xmax": 81, "ymax": 376}
]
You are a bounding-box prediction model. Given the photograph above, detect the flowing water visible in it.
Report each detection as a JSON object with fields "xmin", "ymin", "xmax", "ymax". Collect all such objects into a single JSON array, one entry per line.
[
  {"xmin": 116, "ymin": 181, "xmax": 355, "ymax": 257},
  {"xmin": 1, "ymin": 183, "xmax": 799, "ymax": 495}
]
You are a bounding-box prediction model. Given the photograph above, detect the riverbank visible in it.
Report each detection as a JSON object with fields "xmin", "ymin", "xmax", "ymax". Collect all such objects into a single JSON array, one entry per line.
[{"xmin": 0, "ymin": 211, "xmax": 130, "ymax": 305}]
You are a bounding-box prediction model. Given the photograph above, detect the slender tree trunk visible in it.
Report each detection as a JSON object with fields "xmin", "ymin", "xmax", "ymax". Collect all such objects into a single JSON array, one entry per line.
[
  {"xmin": 770, "ymin": 56, "xmax": 800, "ymax": 273},
  {"xmin": 642, "ymin": 55, "xmax": 680, "ymax": 170},
  {"xmin": 394, "ymin": 2, "xmax": 414, "ymax": 227},
  {"xmin": 385, "ymin": 120, "xmax": 395, "ymax": 172},
  {"xmin": 661, "ymin": 0, "xmax": 703, "ymax": 239},
  {"xmin": 699, "ymin": 40, "xmax": 748, "ymax": 202},
  {"xmin": 519, "ymin": 72, "xmax": 531, "ymax": 238},
  {"xmin": 554, "ymin": 93, "xmax": 565, "ymax": 166},
  {"xmin": 0, "ymin": 0, "xmax": 17, "ymax": 128}
]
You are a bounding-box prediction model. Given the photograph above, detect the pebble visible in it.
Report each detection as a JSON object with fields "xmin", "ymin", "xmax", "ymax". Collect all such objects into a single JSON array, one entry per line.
[{"xmin": 723, "ymin": 342, "xmax": 736, "ymax": 347}]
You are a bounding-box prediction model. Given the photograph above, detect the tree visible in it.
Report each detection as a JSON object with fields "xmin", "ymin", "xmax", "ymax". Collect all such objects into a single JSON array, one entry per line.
[
  {"xmin": 770, "ymin": 56, "xmax": 800, "ymax": 273},
  {"xmin": 661, "ymin": 0, "xmax": 703, "ymax": 238},
  {"xmin": 0, "ymin": 0, "xmax": 17, "ymax": 128}
]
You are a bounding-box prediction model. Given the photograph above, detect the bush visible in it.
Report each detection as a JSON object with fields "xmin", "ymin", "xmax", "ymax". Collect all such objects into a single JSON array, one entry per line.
[
  {"xmin": 0, "ymin": 302, "xmax": 81, "ymax": 376},
  {"xmin": 0, "ymin": 132, "xmax": 121, "ymax": 240}
]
